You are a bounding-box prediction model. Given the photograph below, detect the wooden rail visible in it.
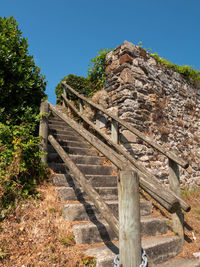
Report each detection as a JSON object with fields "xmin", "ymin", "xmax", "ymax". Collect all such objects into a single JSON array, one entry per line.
[
  {"xmin": 40, "ymin": 84, "xmax": 191, "ymax": 265},
  {"xmin": 61, "ymin": 83, "xmax": 191, "ymax": 242},
  {"xmin": 49, "ymin": 103, "xmax": 188, "ymax": 213},
  {"xmin": 48, "ymin": 134, "xmax": 119, "ymax": 236},
  {"xmin": 62, "ymin": 82, "xmax": 189, "ymax": 169},
  {"xmin": 61, "ymin": 95, "xmax": 190, "ymax": 213}
]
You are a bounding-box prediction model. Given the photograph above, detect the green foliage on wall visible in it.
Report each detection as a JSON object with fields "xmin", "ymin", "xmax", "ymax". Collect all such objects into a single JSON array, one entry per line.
[
  {"xmin": 138, "ymin": 42, "xmax": 200, "ymax": 83},
  {"xmin": 87, "ymin": 48, "xmax": 112, "ymax": 93},
  {"xmin": 150, "ymin": 53, "xmax": 200, "ymax": 82}
]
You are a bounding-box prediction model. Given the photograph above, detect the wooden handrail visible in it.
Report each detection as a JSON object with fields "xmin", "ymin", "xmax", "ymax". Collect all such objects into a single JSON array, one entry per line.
[
  {"xmin": 48, "ymin": 134, "xmax": 119, "ymax": 237},
  {"xmin": 48, "ymin": 103, "xmax": 189, "ymax": 213},
  {"xmin": 62, "ymin": 82, "xmax": 189, "ymax": 169},
  {"xmin": 61, "ymin": 95, "xmax": 190, "ymax": 213}
]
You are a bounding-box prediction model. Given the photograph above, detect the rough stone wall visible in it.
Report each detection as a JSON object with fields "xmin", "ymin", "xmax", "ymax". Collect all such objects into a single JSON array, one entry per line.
[{"xmin": 104, "ymin": 41, "xmax": 200, "ymax": 188}]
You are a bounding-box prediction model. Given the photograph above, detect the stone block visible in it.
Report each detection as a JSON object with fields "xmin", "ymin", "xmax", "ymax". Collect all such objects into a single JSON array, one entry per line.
[
  {"xmin": 120, "ymin": 68, "xmax": 135, "ymax": 84},
  {"xmin": 120, "ymin": 130, "xmax": 137, "ymax": 143},
  {"xmin": 119, "ymin": 54, "xmax": 133, "ymax": 65}
]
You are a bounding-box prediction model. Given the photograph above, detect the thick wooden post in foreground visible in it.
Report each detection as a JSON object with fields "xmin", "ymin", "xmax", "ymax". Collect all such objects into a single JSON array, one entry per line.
[
  {"xmin": 39, "ymin": 101, "xmax": 49, "ymax": 163},
  {"xmin": 118, "ymin": 170, "xmax": 141, "ymax": 267},
  {"xmin": 168, "ymin": 158, "xmax": 184, "ymax": 243}
]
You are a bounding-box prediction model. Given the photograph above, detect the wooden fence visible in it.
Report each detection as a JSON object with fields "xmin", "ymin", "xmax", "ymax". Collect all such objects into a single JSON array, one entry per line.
[{"xmin": 39, "ymin": 83, "xmax": 191, "ymax": 266}]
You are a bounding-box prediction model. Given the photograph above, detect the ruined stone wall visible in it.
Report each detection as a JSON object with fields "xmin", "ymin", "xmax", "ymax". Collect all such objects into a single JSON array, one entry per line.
[{"xmin": 104, "ymin": 41, "xmax": 200, "ymax": 188}]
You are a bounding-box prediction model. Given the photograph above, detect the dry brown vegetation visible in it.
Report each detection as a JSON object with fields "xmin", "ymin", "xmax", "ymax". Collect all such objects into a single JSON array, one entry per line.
[
  {"xmin": 0, "ymin": 182, "xmax": 200, "ymax": 266},
  {"xmin": 0, "ymin": 183, "xmax": 94, "ymax": 267}
]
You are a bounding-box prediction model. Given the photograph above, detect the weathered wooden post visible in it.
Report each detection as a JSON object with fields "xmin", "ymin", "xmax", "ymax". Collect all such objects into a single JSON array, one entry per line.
[
  {"xmin": 168, "ymin": 158, "xmax": 184, "ymax": 243},
  {"xmin": 111, "ymin": 110, "xmax": 119, "ymax": 144},
  {"xmin": 79, "ymin": 99, "xmax": 84, "ymax": 114},
  {"xmin": 62, "ymin": 88, "xmax": 67, "ymax": 107},
  {"xmin": 39, "ymin": 101, "xmax": 49, "ymax": 163},
  {"xmin": 118, "ymin": 169, "xmax": 141, "ymax": 266}
]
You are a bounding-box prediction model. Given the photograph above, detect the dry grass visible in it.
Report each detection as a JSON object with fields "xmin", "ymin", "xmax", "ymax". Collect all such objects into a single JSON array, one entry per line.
[
  {"xmin": 0, "ymin": 183, "xmax": 93, "ymax": 267},
  {"xmin": 1, "ymin": 181, "xmax": 200, "ymax": 266}
]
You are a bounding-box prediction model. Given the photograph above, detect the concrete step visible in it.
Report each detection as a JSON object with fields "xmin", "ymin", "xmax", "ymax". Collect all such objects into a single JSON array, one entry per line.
[
  {"xmin": 48, "ymin": 145, "xmax": 98, "ymax": 156},
  {"xmin": 49, "ymin": 139, "xmax": 90, "ymax": 148},
  {"xmin": 49, "ymin": 133, "xmax": 84, "ymax": 142},
  {"xmin": 84, "ymin": 236, "xmax": 182, "ymax": 266},
  {"xmin": 51, "ymin": 174, "xmax": 118, "ymax": 187},
  {"xmin": 73, "ymin": 217, "xmax": 169, "ymax": 244},
  {"xmin": 48, "ymin": 153, "xmax": 103, "ymax": 165},
  {"xmin": 155, "ymin": 258, "xmax": 200, "ymax": 267},
  {"xmin": 49, "ymin": 163, "xmax": 113, "ymax": 175},
  {"xmin": 48, "ymin": 123, "xmax": 74, "ymax": 132},
  {"xmin": 49, "ymin": 118, "xmax": 67, "ymax": 124},
  {"xmin": 56, "ymin": 186, "xmax": 118, "ymax": 201},
  {"xmin": 49, "ymin": 128, "xmax": 77, "ymax": 135},
  {"xmin": 63, "ymin": 200, "xmax": 152, "ymax": 221},
  {"xmin": 48, "ymin": 121, "xmax": 70, "ymax": 128}
]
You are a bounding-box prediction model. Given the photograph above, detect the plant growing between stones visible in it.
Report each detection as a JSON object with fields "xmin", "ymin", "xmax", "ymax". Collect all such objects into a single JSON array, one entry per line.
[
  {"xmin": 138, "ymin": 41, "xmax": 200, "ymax": 84},
  {"xmin": 81, "ymin": 256, "xmax": 96, "ymax": 266}
]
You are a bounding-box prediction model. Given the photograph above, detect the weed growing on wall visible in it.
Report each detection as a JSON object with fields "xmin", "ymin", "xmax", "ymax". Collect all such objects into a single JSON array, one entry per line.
[
  {"xmin": 138, "ymin": 42, "xmax": 200, "ymax": 83},
  {"xmin": 87, "ymin": 48, "xmax": 112, "ymax": 94}
]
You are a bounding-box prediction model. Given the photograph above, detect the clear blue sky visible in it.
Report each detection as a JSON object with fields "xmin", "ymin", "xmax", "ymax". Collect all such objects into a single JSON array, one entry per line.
[{"xmin": 1, "ymin": 0, "xmax": 199, "ymax": 104}]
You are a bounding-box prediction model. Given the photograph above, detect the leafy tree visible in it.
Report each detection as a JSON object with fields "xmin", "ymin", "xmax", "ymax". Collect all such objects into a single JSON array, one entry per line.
[
  {"xmin": 55, "ymin": 49, "xmax": 112, "ymax": 103},
  {"xmin": 55, "ymin": 74, "xmax": 92, "ymax": 104},
  {"xmin": 0, "ymin": 16, "xmax": 47, "ymax": 217},
  {"xmin": 0, "ymin": 16, "xmax": 46, "ymax": 124}
]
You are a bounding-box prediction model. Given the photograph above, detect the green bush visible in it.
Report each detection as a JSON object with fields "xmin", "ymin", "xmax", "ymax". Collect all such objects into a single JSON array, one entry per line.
[
  {"xmin": 0, "ymin": 121, "xmax": 46, "ymax": 217},
  {"xmin": 55, "ymin": 49, "xmax": 112, "ymax": 103},
  {"xmin": 0, "ymin": 16, "xmax": 47, "ymax": 217},
  {"xmin": 0, "ymin": 16, "xmax": 46, "ymax": 124},
  {"xmin": 55, "ymin": 74, "xmax": 92, "ymax": 104}
]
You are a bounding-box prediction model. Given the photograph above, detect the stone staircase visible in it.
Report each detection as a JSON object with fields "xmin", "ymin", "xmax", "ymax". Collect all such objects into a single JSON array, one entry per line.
[{"xmin": 48, "ymin": 113, "xmax": 183, "ymax": 266}]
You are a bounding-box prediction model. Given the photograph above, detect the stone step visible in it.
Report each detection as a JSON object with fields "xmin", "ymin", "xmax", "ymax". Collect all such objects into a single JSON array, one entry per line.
[
  {"xmin": 63, "ymin": 200, "xmax": 152, "ymax": 221},
  {"xmin": 51, "ymin": 174, "xmax": 118, "ymax": 187},
  {"xmin": 84, "ymin": 236, "xmax": 182, "ymax": 266},
  {"xmin": 49, "ymin": 128, "xmax": 77, "ymax": 135},
  {"xmin": 73, "ymin": 217, "xmax": 169, "ymax": 244},
  {"xmin": 48, "ymin": 145, "xmax": 98, "ymax": 156},
  {"xmin": 56, "ymin": 186, "xmax": 118, "ymax": 201},
  {"xmin": 48, "ymin": 121, "xmax": 70, "ymax": 128},
  {"xmin": 49, "ymin": 133, "xmax": 84, "ymax": 142},
  {"xmin": 48, "ymin": 123, "xmax": 74, "ymax": 131},
  {"xmin": 49, "ymin": 118, "xmax": 67, "ymax": 124},
  {"xmin": 48, "ymin": 153, "xmax": 103, "ymax": 165},
  {"xmin": 49, "ymin": 163, "xmax": 113, "ymax": 175},
  {"xmin": 48, "ymin": 139, "xmax": 90, "ymax": 148},
  {"xmin": 155, "ymin": 258, "xmax": 200, "ymax": 267}
]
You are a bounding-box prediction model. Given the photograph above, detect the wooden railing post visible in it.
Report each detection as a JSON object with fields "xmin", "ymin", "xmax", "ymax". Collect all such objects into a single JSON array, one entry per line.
[
  {"xmin": 111, "ymin": 110, "xmax": 119, "ymax": 144},
  {"xmin": 168, "ymin": 158, "xmax": 184, "ymax": 243},
  {"xmin": 118, "ymin": 169, "xmax": 141, "ymax": 266},
  {"xmin": 79, "ymin": 99, "xmax": 84, "ymax": 114},
  {"xmin": 39, "ymin": 101, "xmax": 49, "ymax": 163},
  {"xmin": 62, "ymin": 88, "xmax": 67, "ymax": 107}
]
